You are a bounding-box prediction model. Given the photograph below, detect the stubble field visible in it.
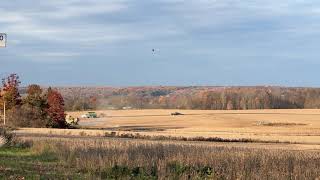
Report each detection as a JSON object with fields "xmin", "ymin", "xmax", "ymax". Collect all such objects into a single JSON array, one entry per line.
[
  {"xmin": 70, "ymin": 109, "xmax": 320, "ymax": 144},
  {"xmin": 16, "ymin": 109, "xmax": 320, "ymax": 145}
]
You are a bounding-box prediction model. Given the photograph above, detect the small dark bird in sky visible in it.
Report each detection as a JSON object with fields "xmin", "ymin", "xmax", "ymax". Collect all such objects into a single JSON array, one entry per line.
[{"xmin": 152, "ymin": 49, "xmax": 155, "ymax": 52}]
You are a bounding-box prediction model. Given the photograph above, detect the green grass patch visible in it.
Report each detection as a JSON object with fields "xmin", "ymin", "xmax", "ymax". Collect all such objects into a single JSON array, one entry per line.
[{"xmin": 0, "ymin": 146, "xmax": 82, "ymax": 179}]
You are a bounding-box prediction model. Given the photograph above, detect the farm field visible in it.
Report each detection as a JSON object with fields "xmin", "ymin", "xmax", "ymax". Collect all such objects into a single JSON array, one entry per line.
[
  {"xmin": 71, "ymin": 109, "xmax": 320, "ymax": 144},
  {"xmin": 7, "ymin": 109, "xmax": 320, "ymax": 178},
  {"xmin": 17, "ymin": 109, "xmax": 320, "ymax": 145}
]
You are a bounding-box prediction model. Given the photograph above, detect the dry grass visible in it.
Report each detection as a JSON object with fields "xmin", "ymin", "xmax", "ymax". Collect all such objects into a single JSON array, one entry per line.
[{"xmin": 17, "ymin": 136, "xmax": 320, "ymax": 179}]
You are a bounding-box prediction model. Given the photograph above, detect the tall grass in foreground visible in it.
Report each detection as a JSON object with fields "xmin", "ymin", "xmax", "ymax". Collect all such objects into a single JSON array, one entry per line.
[{"xmin": 18, "ymin": 137, "xmax": 320, "ymax": 180}]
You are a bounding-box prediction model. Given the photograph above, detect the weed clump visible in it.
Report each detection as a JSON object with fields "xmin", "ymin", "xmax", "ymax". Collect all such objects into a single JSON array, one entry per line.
[{"xmin": 0, "ymin": 127, "xmax": 14, "ymax": 147}]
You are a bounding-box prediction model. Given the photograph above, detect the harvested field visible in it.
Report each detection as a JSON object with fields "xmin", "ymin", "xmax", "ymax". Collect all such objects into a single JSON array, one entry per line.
[{"xmin": 15, "ymin": 109, "xmax": 320, "ymax": 145}]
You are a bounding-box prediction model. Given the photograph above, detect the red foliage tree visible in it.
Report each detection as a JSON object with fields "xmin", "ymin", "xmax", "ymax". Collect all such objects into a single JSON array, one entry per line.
[{"xmin": 47, "ymin": 88, "xmax": 66, "ymax": 128}]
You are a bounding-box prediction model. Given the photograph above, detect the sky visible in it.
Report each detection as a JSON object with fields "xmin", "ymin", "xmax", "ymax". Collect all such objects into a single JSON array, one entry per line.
[{"xmin": 1, "ymin": 0, "xmax": 320, "ymax": 86}]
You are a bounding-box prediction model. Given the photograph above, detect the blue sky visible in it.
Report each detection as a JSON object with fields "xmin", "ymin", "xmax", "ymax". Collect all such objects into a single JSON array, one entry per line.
[{"xmin": 1, "ymin": 0, "xmax": 320, "ymax": 86}]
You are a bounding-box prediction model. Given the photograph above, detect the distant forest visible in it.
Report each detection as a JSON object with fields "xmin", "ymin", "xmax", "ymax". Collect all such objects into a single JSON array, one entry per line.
[{"xmin": 22, "ymin": 86, "xmax": 320, "ymax": 111}]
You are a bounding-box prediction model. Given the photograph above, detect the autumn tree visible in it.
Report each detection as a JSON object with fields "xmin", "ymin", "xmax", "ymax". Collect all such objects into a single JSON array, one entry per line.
[
  {"xmin": 21, "ymin": 85, "xmax": 49, "ymax": 127},
  {"xmin": 47, "ymin": 88, "xmax": 67, "ymax": 128},
  {"xmin": 1, "ymin": 74, "xmax": 21, "ymax": 109},
  {"xmin": 24, "ymin": 84, "xmax": 47, "ymax": 108}
]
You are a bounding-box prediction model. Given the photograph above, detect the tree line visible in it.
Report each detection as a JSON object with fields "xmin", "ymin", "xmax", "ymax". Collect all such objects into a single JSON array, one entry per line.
[
  {"xmin": 0, "ymin": 74, "xmax": 66, "ymax": 128},
  {"xmin": 59, "ymin": 86, "xmax": 320, "ymax": 111}
]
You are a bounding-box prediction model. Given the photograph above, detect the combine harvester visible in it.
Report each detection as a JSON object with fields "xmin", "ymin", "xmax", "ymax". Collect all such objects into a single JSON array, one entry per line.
[
  {"xmin": 65, "ymin": 112, "xmax": 98, "ymax": 126},
  {"xmin": 81, "ymin": 112, "xmax": 98, "ymax": 118}
]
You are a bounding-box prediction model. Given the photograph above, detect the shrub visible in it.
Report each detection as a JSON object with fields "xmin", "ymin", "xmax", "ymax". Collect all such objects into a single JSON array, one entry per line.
[
  {"xmin": 6, "ymin": 106, "xmax": 50, "ymax": 128},
  {"xmin": 0, "ymin": 127, "xmax": 14, "ymax": 147}
]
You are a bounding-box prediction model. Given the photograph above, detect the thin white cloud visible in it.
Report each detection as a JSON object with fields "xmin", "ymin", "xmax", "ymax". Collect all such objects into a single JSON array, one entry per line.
[
  {"xmin": 38, "ymin": 0, "xmax": 128, "ymax": 19},
  {"xmin": 21, "ymin": 52, "xmax": 80, "ymax": 63},
  {"xmin": 0, "ymin": 12, "xmax": 26, "ymax": 23},
  {"xmin": 24, "ymin": 52, "xmax": 80, "ymax": 58},
  {"xmin": 167, "ymin": 0, "xmax": 320, "ymax": 28}
]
